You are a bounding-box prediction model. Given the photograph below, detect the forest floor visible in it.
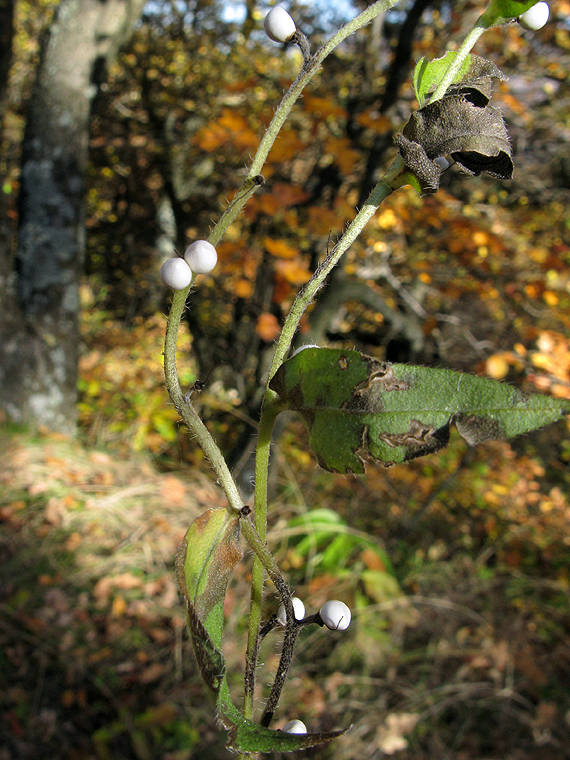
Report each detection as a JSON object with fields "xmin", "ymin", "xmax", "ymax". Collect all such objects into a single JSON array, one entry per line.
[{"xmin": 1, "ymin": 412, "xmax": 568, "ymax": 760}]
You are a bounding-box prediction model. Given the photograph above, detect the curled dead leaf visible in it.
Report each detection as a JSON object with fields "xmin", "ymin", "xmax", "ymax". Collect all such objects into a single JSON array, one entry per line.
[{"xmin": 396, "ymin": 55, "xmax": 513, "ymax": 194}]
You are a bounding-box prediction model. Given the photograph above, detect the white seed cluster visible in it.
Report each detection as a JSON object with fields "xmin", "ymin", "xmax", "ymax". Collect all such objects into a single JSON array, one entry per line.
[
  {"xmin": 319, "ymin": 600, "xmax": 351, "ymax": 631},
  {"xmin": 160, "ymin": 239, "xmax": 218, "ymax": 290},
  {"xmin": 518, "ymin": 2, "xmax": 550, "ymax": 30},
  {"xmin": 264, "ymin": 6, "xmax": 296, "ymax": 43},
  {"xmin": 282, "ymin": 719, "xmax": 307, "ymax": 734},
  {"xmin": 277, "ymin": 596, "xmax": 305, "ymax": 626}
]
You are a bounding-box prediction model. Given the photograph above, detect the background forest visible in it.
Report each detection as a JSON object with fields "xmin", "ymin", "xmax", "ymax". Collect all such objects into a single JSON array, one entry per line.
[{"xmin": 0, "ymin": 1, "xmax": 569, "ymax": 758}]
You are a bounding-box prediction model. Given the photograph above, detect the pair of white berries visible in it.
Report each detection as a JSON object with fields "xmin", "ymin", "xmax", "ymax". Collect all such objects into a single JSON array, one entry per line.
[
  {"xmin": 277, "ymin": 596, "xmax": 351, "ymax": 737},
  {"xmin": 518, "ymin": 2, "xmax": 550, "ymax": 30},
  {"xmin": 160, "ymin": 240, "xmax": 218, "ymax": 290},
  {"xmin": 263, "ymin": 3, "xmax": 550, "ymax": 44},
  {"xmin": 276, "ymin": 597, "xmax": 351, "ymax": 631}
]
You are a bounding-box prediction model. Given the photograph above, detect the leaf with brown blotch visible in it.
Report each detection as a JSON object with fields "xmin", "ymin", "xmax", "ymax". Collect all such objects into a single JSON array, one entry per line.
[{"xmin": 270, "ymin": 348, "xmax": 570, "ymax": 473}]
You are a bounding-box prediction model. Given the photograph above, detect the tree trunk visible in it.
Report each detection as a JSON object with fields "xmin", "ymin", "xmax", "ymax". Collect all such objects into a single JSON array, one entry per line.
[
  {"xmin": 0, "ymin": 0, "xmax": 145, "ymax": 432},
  {"xmin": 0, "ymin": 0, "xmax": 15, "ymax": 129}
]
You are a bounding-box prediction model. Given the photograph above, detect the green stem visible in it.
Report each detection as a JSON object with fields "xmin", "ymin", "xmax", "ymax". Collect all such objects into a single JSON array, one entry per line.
[
  {"xmin": 241, "ymin": 155, "xmax": 406, "ymax": 720},
  {"xmin": 429, "ymin": 12, "xmax": 492, "ymax": 104},
  {"xmin": 209, "ymin": 175, "xmax": 265, "ymax": 246},
  {"xmin": 201, "ymin": 0, "xmax": 402, "ymax": 257},
  {"xmin": 243, "ymin": 394, "xmax": 281, "ymax": 720},
  {"xmin": 163, "ymin": 0, "xmax": 406, "ymax": 728},
  {"xmin": 164, "ymin": 2, "xmax": 400, "ymax": 497},
  {"xmin": 248, "ymin": 0, "xmax": 400, "ymax": 180},
  {"xmin": 164, "ymin": 289, "xmax": 242, "ymax": 513},
  {"xmin": 267, "ymin": 156, "xmax": 405, "ymax": 381}
]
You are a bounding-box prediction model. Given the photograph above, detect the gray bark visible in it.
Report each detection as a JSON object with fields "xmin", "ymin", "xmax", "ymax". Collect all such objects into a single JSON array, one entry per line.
[
  {"xmin": 0, "ymin": 0, "xmax": 15, "ymax": 129},
  {"xmin": 0, "ymin": 0, "xmax": 145, "ymax": 432}
]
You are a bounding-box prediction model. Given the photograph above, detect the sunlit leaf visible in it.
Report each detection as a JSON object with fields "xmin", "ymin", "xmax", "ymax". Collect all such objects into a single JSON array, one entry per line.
[
  {"xmin": 355, "ymin": 111, "xmax": 392, "ymax": 133},
  {"xmin": 413, "ymin": 52, "xmax": 472, "ymax": 107},
  {"xmin": 270, "ymin": 348, "xmax": 570, "ymax": 473},
  {"xmin": 274, "ymin": 259, "xmax": 312, "ymax": 285},
  {"xmin": 303, "ymin": 95, "xmax": 346, "ymax": 118},
  {"xmin": 398, "ymin": 56, "xmax": 511, "ymax": 194},
  {"xmin": 484, "ymin": 0, "xmax": 539, "ymax": 24},
  {"xmin": 175, "ymin": 508, "xmax": 242, "ymax": 687},
  {"xmin": 324, "ymin": 136, "xmax": 361, "ymax": 174}
]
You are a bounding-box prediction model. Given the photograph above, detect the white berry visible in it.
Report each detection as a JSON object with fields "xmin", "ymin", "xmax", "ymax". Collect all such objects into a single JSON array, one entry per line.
[
  {"xmin": 282, "ymin": 719, "xmax": 307, "ymax": 735},
  {"xmin": 264, "ymin": 7, "xmax": 296, "ymax": 43},
  {"xmin": 183, "ymin": 240, "xmax": 218, "ymax": 274},
  {"xmin": 160, "ymin": 257, "xmax": 192, "ymax": 290},
  {"xmin": 518, "ymin": 2, "xmax": 550, "ymax": 30},
  {"xmin": 319, "ymin": 600, "xmax": 351, "ymax": 631},
  {"xmin": 277, "ymin": 596, "xmax": 305, "ymax": 626}
]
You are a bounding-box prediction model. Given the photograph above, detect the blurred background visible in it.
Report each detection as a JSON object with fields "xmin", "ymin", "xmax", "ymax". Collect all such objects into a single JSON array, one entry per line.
[{"xmin": 0, "ymin": 1, "xmax": 569, "ymax": 758}]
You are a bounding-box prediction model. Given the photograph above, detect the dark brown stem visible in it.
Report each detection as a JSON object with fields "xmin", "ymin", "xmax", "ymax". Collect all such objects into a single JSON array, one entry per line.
[{"xmin": 292, "ymin": 30, "xmax": 311, "ymax": 64}]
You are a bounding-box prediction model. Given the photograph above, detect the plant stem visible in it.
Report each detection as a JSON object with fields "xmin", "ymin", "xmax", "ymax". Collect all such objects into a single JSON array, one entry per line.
[
  {"xmin": 243, "ymin": 394, "xmax": 282, "ymax": 719},
  {"xmin": 203, "ymin": 1, "xmax": 402, "ymax": 252},
  {"xmin": 209, "ymin": 175, "xmax": 265, "ymax": 247},
  {"xmin": 163, "ymin": 289, "xmax": 242, "ymax": 514},
  {"xmin": 241, "ymin": 155, "xmax": 407, "ymax": 722},
  {"xmin": 240, "ymin": 514, "xmax": 298, "ymax": 727},
  {"xmin": 248, "ymin": 0, "xmax": 400, "ymax": 180},
  {"xmin": 429, "ymin": 14, "xmax": 490, "ymax": 103},
  {"xmin": 163, "ymin": 0, "xmax": 409, "ymax": 730},
  {"xmin": 267, "ymin": 156, "xmax": 405, "ymax": 381}
]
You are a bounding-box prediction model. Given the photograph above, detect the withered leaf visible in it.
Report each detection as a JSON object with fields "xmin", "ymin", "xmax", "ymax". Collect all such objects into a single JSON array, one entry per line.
[
  {"xmin": 446, "ymin": 55, "xmax": 506, "ymax": 106},
  {"xmin": 397, "ymin": 54, "xmax": 512, "ymax": 194}
]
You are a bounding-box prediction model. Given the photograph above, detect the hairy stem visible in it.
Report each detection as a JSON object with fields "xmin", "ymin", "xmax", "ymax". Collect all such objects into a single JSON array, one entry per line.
[
  {"xmin": 267, "ymin": 156, "xmax": 406, "ymax": 381},
  {"xmin": 243, "ymin": 395, "xmax": 282, "ymax": 719},
  {"xmin": 249, "ymin": 0, "xmax": 400, "ymax": 180},
  {"xmin": 241, "ymin": 150, "xmax": 407, "ymax": 724},
  {"xmin": 205, "ymin": 0, "xmax": 402, "ymax": 253},
  {"xmin": 164, "ymin": 289, "xmax": 242, "ymax": 513},
  {"xmin": 241, "ymin": 512, "xmax": 298, "ymax": 727},
  {"xmin": 260, "ymin": 623, "xmax": 299, "ymax": 727},
  {"xmin": 429, "ymin": 15, "xmax": 488, "ymax": 103}
]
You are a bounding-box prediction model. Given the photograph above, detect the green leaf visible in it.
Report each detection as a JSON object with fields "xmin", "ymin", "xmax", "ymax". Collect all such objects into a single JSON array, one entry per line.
[
  {"xmin": 361, "ymin": 570, "xmax": 401, "ymax": 603},
  {"xmin": 219, "ymin": 690, "xmax": 348, "ymax": 753},
  {"xmin": 176, "ymin": 509, "xmax": 348, "ymax": 752},
  {"xmin": 175, "ymin": 508, "xmax": 242, "ymax": 690},
  {"xmin": 288, "ymin": 509, "xmax": 394, "ymax": 575},
  {"xmin": 482, "ymin": 0, "xmax": 538, "ymax": 25},
  {"xmin": 269, "ymin": 348, "xmax": 570, "ymax": 474},
  {"xmin": 412, "ymin": 51, "xmax": 472, "ymax": 107}
]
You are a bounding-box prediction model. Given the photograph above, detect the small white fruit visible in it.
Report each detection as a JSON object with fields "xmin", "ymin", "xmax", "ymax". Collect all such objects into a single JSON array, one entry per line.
[
  {"xmin": 160, "ymin": 257, "xmax": 192, "ymax": 290},
  {"xmin": 264, "ymin": 7, "xmax": 296, "ymax": 43},
  {"xmin": 319, "ymin": 600, "xmax": 351, "ymax": 631},
  {"xmin": 277, "ymin": 596, "xmax": 305, "ymax": 626},
  {"xmin": 518, "ymin": 2, "xmax": 550, "ymax": 31},
  {"xmin": 282, "ymin": 719, "xmax": 307, "ymax": 734},
  {"xmin": 184, "ymin": 240, "xmax": 218, "ymax": 274}
]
